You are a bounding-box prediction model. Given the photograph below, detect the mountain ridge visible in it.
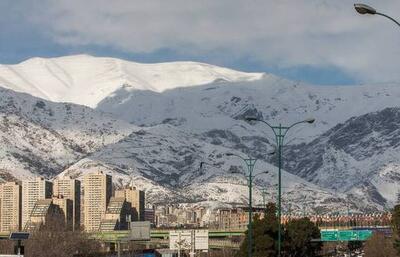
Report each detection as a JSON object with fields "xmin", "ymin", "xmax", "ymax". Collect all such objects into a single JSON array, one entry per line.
[{"xmin": 0, "ymin": 54, "xmax": 264, "ymax": 108}]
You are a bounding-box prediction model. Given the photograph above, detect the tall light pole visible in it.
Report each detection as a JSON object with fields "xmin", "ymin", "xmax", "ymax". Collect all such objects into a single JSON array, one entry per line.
[
  {"xmin": 245, "ymin": 117, "xmax": 315, "ymax": 257},
  {"xmin": 225, "ymin": 153, "xmax": 268, "ymax": 257},
  {"xmin": 354, "ymin": 3, "xmax": 400, "ymax": 27}
]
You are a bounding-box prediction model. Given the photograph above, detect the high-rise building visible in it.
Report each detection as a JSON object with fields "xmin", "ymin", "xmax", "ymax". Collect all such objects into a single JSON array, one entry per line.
[
  {"xmin": 100, "ymin": 197, "xmax": 132, "ymax": 231},
  {"xmin": 52, "ymin": 196, "xmax": 73, "ymax": 230},
  {"xmin": 0, "ymin": 182, "xmax": 22, "ymax": 232},
  {"xmin": 83, "ymin": 171, "xmax": 112, "ymax": 231},
  {"xmin": 24, "ymin": 199, "xmax": 64, "ymax": 231},
  {"xmin": 53, "ymin": 177, "xmax": 81, "ymax": 230},
  {"xmin": 22, "ymin": 178, "xmax": 53, "ymax": 229},
  {"xmin": 115, "ymin": 186, "xmax": 145, "ymax": 221}
]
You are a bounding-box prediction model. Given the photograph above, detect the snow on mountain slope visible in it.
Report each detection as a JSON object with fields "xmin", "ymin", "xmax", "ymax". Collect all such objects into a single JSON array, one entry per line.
[
  {"xmin": 97, "ymin": 77, "xmax": 400, "ymax": 143},
  {"xmin": 284, "ymin": 107, "xmax": 400, "ymax": 208},
  {"xmin": 58, "ymin": 124, "xmax": 354, "ymax": 213},
  {"xmin": 0, "ymin": 87, "xmax": 136, "ymax": 153},
  {"xmin": 0, "ymin": 87, "xmax": 137, "ymax": 180},
  {"xmin": 0, "ymin": 55, "xmax": 263, "ymax": 108},
  {"xmin": 0, "ymin": 86, "xmax": 348, "ymax": 212},
  {"xmin": 96, "ymin": 74, "xmax": 400, "ymax": 210},
  {"xmin": 0, "ymin": 113, "xmax": 81, "ymax": 180}
]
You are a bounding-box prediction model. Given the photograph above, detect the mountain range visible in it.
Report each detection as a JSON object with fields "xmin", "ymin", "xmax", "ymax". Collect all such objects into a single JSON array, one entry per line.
[{"xmin": 1, "ymin": 54, "xmax": 399, "ymax": 213}]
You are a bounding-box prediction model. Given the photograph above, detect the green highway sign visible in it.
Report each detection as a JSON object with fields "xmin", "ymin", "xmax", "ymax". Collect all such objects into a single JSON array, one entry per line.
[
  {"xmin": 338, "ymin": 230, "xmax": 358, "ymax": 241},
  {"xmin": 358, "ymin": 230, "xmax": 373, "ymax": 240},
  {"xmin": 320, "ymin": 230, "xmax": 373, "ymax": 241},
  {"xmin": 320, "ymin": 230, "xmax": 338, "ymax": 241}
]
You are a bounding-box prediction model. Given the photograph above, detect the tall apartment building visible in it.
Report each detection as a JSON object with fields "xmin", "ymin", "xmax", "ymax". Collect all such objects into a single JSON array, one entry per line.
[
  {"xmin": 25, "ymin": 199, "xmax": 64, "ymax": 231},
  {"xmin": 0, "ymin": 182, "xmax": 22, "ymax": 232},
  {"xmin": 99, "ymin": 197, "xmax": 132, "ymax": 231},
  {"xmin": 53, "ymin": 177, "xmax": 81, "ymax": 230},
  {"xmin": 22, "ymin": 178, "xmax": 53, "ymax": 229},
  {"xmin": 52, "ymin": 196, "xmax": 73, "ymax": 230},
  {"xmin": 83, "ymin": 171, "xmax": 112, "ymax": 231},
  {"xmin": 115, "ymin": 186, "xmax": 145, "ymax": 221}
]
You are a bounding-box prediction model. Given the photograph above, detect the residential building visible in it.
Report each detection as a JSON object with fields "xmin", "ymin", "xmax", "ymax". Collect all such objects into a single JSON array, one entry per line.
[
  {"xmin": 0, "ymin": 182, "xmax": 22, "ymax": 232},
  {"xmin": 99, "ymin": 197, "xmax": 132, "ymax": 231},
  {"xmin": 83, "ymin": 171, "xmax": 112, "ymax": 231},
  {"xmin": 22, "ymin": 178, "xmax": 53, "ymax": 228},
  {"xmin": 53, "ymin": 177, "xmax": 81, "ymax": 230},
  {"xmin": 24, "ymin": 199, "xmax": 64, "ymax": 231},
  {"xmin": 218, "ymin": 207, "xmax": 265, "ymax": 230},
  {"xmin": 52, "ymin": 196, "xmax": 73, "ymax": 230},
  {"xmin": 115, "ymin": 186, "xmax": 145, "ymax": 221}
]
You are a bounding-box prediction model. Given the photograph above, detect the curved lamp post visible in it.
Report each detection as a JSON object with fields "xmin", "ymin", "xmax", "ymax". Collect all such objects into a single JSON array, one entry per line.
[
  {"xmin": 225, "ymin": 153, "xmax": 269, "ymax": 257},
  {"xmin": 354, "ymin": 3, "xmax": 400, "ymax": 27},
  {"xmin": 245, "ymin": 117, "xmax": 315, "ymax": 257}
]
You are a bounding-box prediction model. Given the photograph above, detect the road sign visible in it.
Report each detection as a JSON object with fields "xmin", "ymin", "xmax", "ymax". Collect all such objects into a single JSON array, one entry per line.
[
  {"xmin": 169, "ymin": 231, "xmax": 192, "ymax": 250},
  {"xmin": 169, "ymin": 230, "xmax": 209, "ymax": 251},
  {"xmin": 358, "ymin": 230, "xmax": 373, "ymax": 240},
  {"xmin": 130, "ymin": 221, "xmax": 150, "ymax": 241},
  {"xmin": 338, "ymin": 230, "xmax": 358, "ymax": 241},
  {"xmin": 320, "ymin": 230, "xmax": 373, "ymax": 241},
  {"xmin": 194, "ymin": 230, "xmax": 208, "ymax": 250},
  {"xmin": 321, "ymin": 230, "xmax": 338, "ymax": 241}
]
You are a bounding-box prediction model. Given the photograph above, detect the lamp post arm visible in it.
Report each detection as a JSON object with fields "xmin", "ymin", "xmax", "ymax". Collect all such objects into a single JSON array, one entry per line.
[
  {"xmin": 376, "ymin": 12, "xmax": 400, "ymax": 27},
  {"xmin": 248, "ymin": 118, "xmax": 279, "ymax": 140},
  {"xmin": 281, "ymin": 120, "xmax": 313, "ymax": 144},
  {"xmin": 227, "ymin": 153, "xmax": 248, "ymax": 164}
]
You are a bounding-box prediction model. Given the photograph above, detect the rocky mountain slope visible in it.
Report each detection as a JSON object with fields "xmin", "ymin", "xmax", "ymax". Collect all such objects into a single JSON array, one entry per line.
[
  {"xmin": 285, "ymin": 107, "xmax": 400, "ymax": 208},
  {"xmin": 0, "ymin": 55, "xmax": 399, "ymax": 212},
  {"xmin": 0, "ymin": 87, "xmax": 136, "ymax": 179}
]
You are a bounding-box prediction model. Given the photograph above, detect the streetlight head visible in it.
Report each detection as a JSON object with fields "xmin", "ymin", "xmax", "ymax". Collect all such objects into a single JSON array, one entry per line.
[
  {"xmin": 354, "ymin": 3, "xmax": 376, "ymax": 15},
  {"xmin": 305, "ymin": 117, "xmax": 315, "ymax": 124}
]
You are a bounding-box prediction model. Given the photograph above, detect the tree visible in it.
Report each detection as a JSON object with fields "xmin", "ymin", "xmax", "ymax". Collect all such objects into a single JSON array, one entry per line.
[
  {"xmin": 237, "ymin": 203, "xmax": 278, "ymax": 257},
  {"xmin": 24, "ymin": 213, "xmax": 101, "ymax": 257},
  {"xmin": 283, "ymin": 217, "xmax": 322, "ymax": 257},
  {"xmin": 347, "ymin": 240, "xmax": 363, "ymax": 252},
  {"xmin": 393, "ymin": 204, "xmax": 400, "ymax": 254}
]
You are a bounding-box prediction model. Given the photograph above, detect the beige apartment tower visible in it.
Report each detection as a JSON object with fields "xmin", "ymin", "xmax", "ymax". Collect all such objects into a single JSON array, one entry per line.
[
  {"xmin": 22, "ymin": 178, "xmax": 53, "ymax": 229},
  {"xmin": 53, "ymin": 177, "xmax": 81, "ymax": 230},
  {"xmin": 83, "ymin": 171, "xmax": 112, "ymax": 231},
  {"xmin": 115, "ymin": 186, "xmax": 145, "ymax": 221},
  {"xmin": 52, "ymin": 196, "xmax": 73, "ymax": 230},
  {"xmin": 0, "ymin": 182, "xmax": 22, "ymax": 232}
]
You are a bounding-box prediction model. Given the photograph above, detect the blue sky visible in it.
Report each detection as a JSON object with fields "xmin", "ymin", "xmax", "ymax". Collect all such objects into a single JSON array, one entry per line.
[{"xmin": 1, "ymin": 0, "xmax": 399, "ymax": 85}]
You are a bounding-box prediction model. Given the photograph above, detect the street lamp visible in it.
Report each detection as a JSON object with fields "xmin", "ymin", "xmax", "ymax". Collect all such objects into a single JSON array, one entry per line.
[
  {"xmin": 354, "ymin": 3, "xmax": 400, "ymax": 27},
  {"xmin": 225, "ymin": 153, "xmax": 268, "ymax": 257},
  {"xmin": 245, "ymin": 117, "xmax": 315, "ymax": 257}
]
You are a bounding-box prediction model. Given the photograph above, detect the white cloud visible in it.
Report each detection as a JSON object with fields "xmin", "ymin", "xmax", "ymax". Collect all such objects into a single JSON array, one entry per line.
[{"xmin": 23, "ymin": 0, "xmax": 400, "ymax": 83}]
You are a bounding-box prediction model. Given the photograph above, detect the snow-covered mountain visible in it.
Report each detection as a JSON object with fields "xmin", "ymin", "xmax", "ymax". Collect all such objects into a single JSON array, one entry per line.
[
  {"xmin": 0, "ymin": 55, "xmax": 263, "ymax": 108},
  {"xmin": 0, "ymin": 86, "xmax": 349, "ymax": 213},
  {"xmin": 1, "ymin": 54, "xmax": 400, "ymax": 212},
  {"xmin": 0, "ymin": 87, "xmax": 136, "ymax": 179},
  {"xmin": 58, "ymin": 124, "xmax": 353, "ymax": 213},
  {"xmin": 285, "ymin": 107, "xmax": 400, "ymax": 208}
]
